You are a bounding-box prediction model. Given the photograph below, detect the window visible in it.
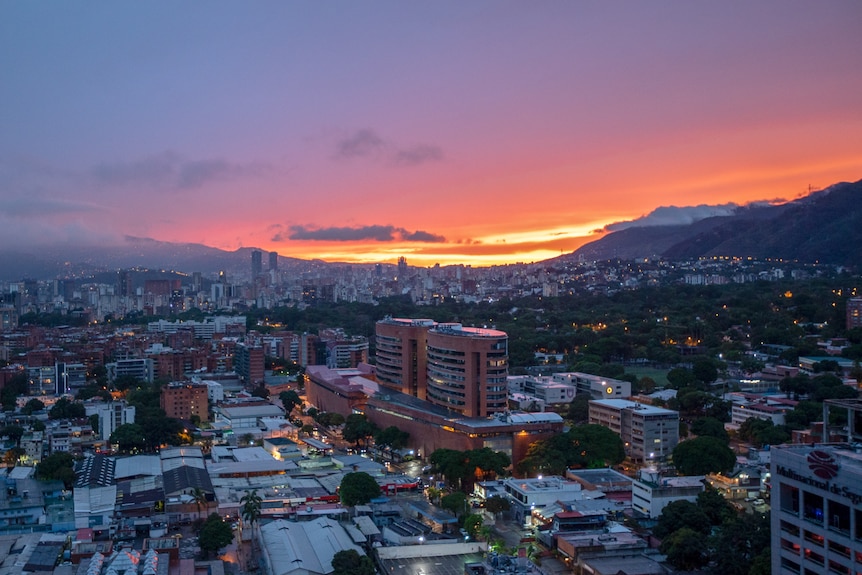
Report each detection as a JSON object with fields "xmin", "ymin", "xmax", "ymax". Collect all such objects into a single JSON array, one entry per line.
[
  {"xmin": 781, "ymin": 520, "xmax": 808, "ymax": 537},
  {"xmin": 804, "ymin": 548, "xmax": 824, "ymax": 565},
  {"xmin": 781, "ymin": 483, "xmax": 800, "ymax": 514},
  {"xmin": 829, "ymin": 500, "xmax": 851, "ymax": 535},
  {"xmin": 803, "ymin": 491, "xmax": 824, "ymax": 524},
  {"xmin": 803, "ymin": 530, "xmax": 823, "ymax": 546}
]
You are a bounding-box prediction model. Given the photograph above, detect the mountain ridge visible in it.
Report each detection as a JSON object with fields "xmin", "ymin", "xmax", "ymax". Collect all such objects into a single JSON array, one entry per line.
[{"xmin": 565, "ymin": 179, "xmax": 862, "ymax": 266}]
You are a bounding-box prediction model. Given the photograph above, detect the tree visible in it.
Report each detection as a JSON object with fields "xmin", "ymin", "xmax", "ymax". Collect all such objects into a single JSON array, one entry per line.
[
  {"xmin": 738, "ymin": 417, "xmax": 790, "ymax": 447},
  {"xmin": 279, "ymin": 390, "xmax": 302, "ymax": 415},
  {"xmin": 0, "ymin": 425, "xmax": 25, "ymax": 446},
  {"xmin": 110, "ymin": 423, "xmax": 147, "ymax": 453},
  {"xmin": 430, "ymin": 447, "xmax": 510, "ymax": 491},
  {"xmin": 690, "ymin": 416, "xmax": 729, "ymax": 441},
  {"xmin": 660, "ymin": 527, "xmax": 709, "ymax": 570},
  {"xmin": 342, "ymin": 414, "xmax": 378, "ymax": 447},
  {"xmin": 191, "ymin": 487, "xmax": 208, "ymax": 521},
  {"xmin": 330, "ymin": 549, "xmax": 375, "ymax": 575},
  {"xmin": 463, "ymin": 513, "xmax": 483, "ymax": 539},
  {"xmin": 374, "ymin": 426, "xmax": 410, "ymax": 450},
  {"xmin": 696, "ymin": 485, "xmax": 735, "ymax": 526},
  {"xmin": 198, "ymin": 513, "xmax": 233, "ymax": 559},
  {"xmin": 565, "ymin": 394, "xmax": 590, "ymax": 423},
  {"xmin": 518, "ymin": 424, "xmax": 624, "ymax": 476},
  {"xmin": 251, "ymin": 384, "xmax": 269, "ymax": 399},
  {"xmin": 339, "ymin": 472, "xmax": 381, "ymax": 506},
  {"xmin": 49, "ymin": 397, "xmax": 86, "ymax": 420},
  {"xmin": 667, "ymin": 367, "xmax": 696, "ymax": 389},
  {"xmin": 0, "ymin": 372, "xmax": 27, "ymax": 411},
  {"xmin": 240, "ymin": 488, "xmax": 262, "ymax": 565},
  {"xmin": 672, "ymin": 436, "xmax": 735, "ymax": 476},
  {"xmin": 692, "ymin": 357, "xmax": 719, "ymax": 384},
  {"xmin": 709, "ymin": 512, "xmax": 770, "ymax": 575},
  {"xmin": 35, "ymin": 452, "xmax": 76, "ymax": 489},
  {"xmin": 653, "ymin": 500, "xmax": 711, "ymax": 539},
  {"xmin": 441, "ymin": 492, "xmax": 468, "ymax": 517},
  {"xmin": 484, "ymin": 495, "xmax": 510, "ymax": 519},
  {"xmin": 240, "ymin": 489, "xmax": 262, "ymax": 528},
  {"xmin": 22, "ymin": 398, "xmax": 45, "ymax": 415}
]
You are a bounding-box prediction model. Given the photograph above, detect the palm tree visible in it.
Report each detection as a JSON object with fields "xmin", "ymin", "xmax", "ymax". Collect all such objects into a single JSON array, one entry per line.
[
  {"xmin": 191, "ymin": 487, "xmax": 208, "ymax": 521},
  {"xmin": 240, "ymin": 489, "xmax": 263, "ymax": 567}
]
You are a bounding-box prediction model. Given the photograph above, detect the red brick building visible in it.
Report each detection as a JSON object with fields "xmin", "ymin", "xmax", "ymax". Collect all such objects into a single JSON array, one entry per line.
[{"xmin": 160, "ymin": 382, "xmax": 209, "ymax": 422}]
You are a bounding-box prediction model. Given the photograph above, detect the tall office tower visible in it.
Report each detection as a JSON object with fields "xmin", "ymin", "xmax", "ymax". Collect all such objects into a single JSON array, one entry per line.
[
  {"xmin": 269, "ymin": 251, "xmax": 278, "ymax": 272},
  {"xmin": 397, "ymin": 256, "xmax": 408, "ymax": 281},
  {"xmin": 426, "ymin": 323, "xmax": 508, "ymax": 417},
  {"xmin": 375, "ymin": 318, "xmax": 436, "ymax": 399},
  {"xmin": 847, "ymin": 297, "xmax": 862, "ymax": 330},
  {"xmin": 771, "ymin": 443, "xmax": 862, "ymax": 575},
  {"xmin": 118, "ymin": 269, "xmax": 132, "ymax": 297},
  {"xmin": 251, "ymin": 250, "xmax": 263, "ymax": 278}
]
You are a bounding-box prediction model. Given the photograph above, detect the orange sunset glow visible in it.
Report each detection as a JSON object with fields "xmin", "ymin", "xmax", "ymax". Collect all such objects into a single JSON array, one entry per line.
[{"xmin": 1, "ymin": 2, "xmax": 860, "ymax": 267}]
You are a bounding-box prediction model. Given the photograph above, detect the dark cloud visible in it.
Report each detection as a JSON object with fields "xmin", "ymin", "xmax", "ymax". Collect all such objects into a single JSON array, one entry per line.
[
  {"xmin": 400, "ymin": 229, "xmax": 446, "ymax": 242},
  {"xmin": 91, "ymin": 152, "xmax": 268, "ymax": 190},
  {"xmin": 334, "ymin": 129, "xmax": 443, "ymax": 167},
  {"xmin": 272, "ymin": 224, "xmax": 447, "ymax": 243},
  {"xmin": 3, "ymin": 196, "xmax": 102, "ymax": 217},
  {"xmin": 177, "ymin": 159, "xmax": 232, "ymax": 189},
  {"xmin": 603, "ymin": 203, "xmax": 741, "ymax": 232},
  {"xmin": 392, "ymin": 144, "xmax": 443, "ymax": 167},
  {"xmin": 334, "ymin": 129, "xmax": 385, "ymax": 159}
]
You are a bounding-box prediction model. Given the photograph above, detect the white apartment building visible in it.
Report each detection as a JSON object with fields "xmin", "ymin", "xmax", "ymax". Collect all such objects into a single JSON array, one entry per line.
[
  {"xmin": 589, "ymin": 399, "xmax": 679, "ymax": 461},
  {"xmin": 85, "ymin": 400, "xmax": 136, "ymax": 442},
  {"xmin": 631, "ymin": 469, "xmax": 704, "ymax": 519}
]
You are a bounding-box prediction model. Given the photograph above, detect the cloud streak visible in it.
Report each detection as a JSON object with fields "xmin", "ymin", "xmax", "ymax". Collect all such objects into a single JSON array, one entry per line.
[
  {"xmin": 333, "ymin": 129, "xmax": 443, "ymax": 167},
  {"xmin": 604, "ymin": 203, "xmax": 742, "ymax": 232},
  {"xmin": 273, "ymin": 224, "xmax": 446, "ymax": 243},
  {"xmin": 91, "ymin": 151, "xmax": 269, "ymax": 190}
]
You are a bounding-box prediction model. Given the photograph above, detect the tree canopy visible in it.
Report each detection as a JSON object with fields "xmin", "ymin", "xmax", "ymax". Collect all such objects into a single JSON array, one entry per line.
[
  {"xmin": 331, "ymin": 549, "xmax": 375, "ymax": 575},
  {"xmin": 672, "ymin": 436, "xmax": 736, "ymax": 476},
  {"xmin": 35, "ymin": 452, "xmax": 76, "ymax": 489},
  {"xmin": 430, "ymin": 447, "xmax": 510, "ymax": 490},
  {"xmin": 110, "ymin": 423, "xmax": 147, "ymax": 453},
  {"xmin": 374, "ymin": 426, "xmax": 410, "ymax": 450},
  {"xmin": 49, "ymin": 397, "xmax": 86, "ymax": 420},
  {"xmin": 342, "ymin": 414, "xmax": 378, "ymax": 446},
  {"xmin": 339, "ymin": 472, "xmax": 381, "ymax": 506},
  {"xmin": 198, "ymin": 513, "xmax": 233, "ymax": 558},
  {"xmin": 518, "ymin": 424, "xmax": 625, "ymax": 476}
]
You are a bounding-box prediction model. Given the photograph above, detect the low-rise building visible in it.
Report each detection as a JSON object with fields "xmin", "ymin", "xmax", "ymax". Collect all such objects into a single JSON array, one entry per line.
[{"xmin": 631, "ymin": 469, "xmax": 704, "ymax": 519}]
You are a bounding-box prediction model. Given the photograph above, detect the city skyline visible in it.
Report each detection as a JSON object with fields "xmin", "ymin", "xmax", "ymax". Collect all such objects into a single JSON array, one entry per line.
[{"xmin": 2, "ymin": 2, "xmax": 861, "ymax": 267}]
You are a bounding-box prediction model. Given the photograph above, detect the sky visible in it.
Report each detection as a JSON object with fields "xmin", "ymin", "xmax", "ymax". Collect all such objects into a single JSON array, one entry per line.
[{"xmin": 1, "ymin": 2, "xmax": 861, "ymax": 267}]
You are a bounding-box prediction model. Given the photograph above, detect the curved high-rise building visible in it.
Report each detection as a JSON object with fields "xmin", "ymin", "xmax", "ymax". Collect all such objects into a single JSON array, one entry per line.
[
  {"xmin": 426, "ymin": 323, "xmax": 508, "ymax": 417},
  {"xmin": 375, "ymin": 318, "xmax": 435, "ymax": 399}
]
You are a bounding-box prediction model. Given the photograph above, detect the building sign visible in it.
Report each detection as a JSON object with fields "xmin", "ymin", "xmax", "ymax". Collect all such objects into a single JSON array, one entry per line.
[{"xmin": 807, "ymin": 450, "xmax": 839, "ymax": 480}]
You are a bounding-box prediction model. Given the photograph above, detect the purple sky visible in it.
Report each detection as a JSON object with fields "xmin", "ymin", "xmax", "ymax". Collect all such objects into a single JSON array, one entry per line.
[{"xmin": 2, "ymin": 1, "xmax": 861, "ymax": 265}]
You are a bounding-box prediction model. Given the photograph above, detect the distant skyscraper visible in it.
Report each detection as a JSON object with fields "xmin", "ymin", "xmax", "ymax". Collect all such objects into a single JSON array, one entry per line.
[
  {"xmin": 397, "ymin": 257, "xmax": 408, "ymax": 281},
  {"xmin": 118, "ymin": 269, "xmax": 132, "ymax": 297},
  {"xmin": 269, "ymin": 251, "xmax": 278, "ymax": 272},
  {"xmin": 251, "ymin": 250, "xmax": 263, "ymax": 278}
]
